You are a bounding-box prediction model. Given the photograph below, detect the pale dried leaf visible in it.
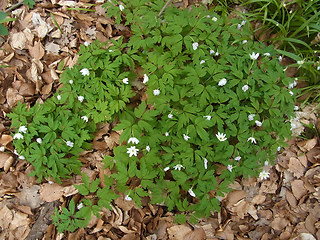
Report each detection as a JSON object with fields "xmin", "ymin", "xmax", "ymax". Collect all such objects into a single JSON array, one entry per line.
[
  {"xmin": 6, "ymin": 88, "xmax": 23, "ymax": 107},
  {"xmin": 18, "ymin": 185, "xmax": 42, "ymax": 209},
  {"xmin": 28, "ymin": 41, "xmax": 45, "ymax": 60},
  {"xmin": 167, "ymin": 225, "xmax": 192, "ymax": 240},
  {"xmin": 297, "ymin": 138, "xmax": 317, "ymax": 152},
  {"xmin": 288, "ymin": 157, "xmax": 305, "ymax": 178},
  {"xmin": 45, "ymin": 42, "xmax": 60, "ymax": 54},
  {"xmin": 10, "ymin": 32, "xmax": 27, "ymax": 50}
]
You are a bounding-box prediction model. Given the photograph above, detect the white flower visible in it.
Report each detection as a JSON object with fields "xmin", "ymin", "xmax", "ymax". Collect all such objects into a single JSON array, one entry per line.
[
  {"xmin": 288, "ymin": 81, "xmax": 297, "ymax": 89},
  {"xmin": 215, "ymin": 51, "xmax": 219, "ymax": 56},
  {"xmin": 242, "ymin": 85, "xmax": 249, "ymax": 92},
  {"xmin": 69, "ymin": 80, "xmax": 73, "ymax": 84},
  {"xmin": 66, "ymin": 141, "xmax": 74, "ymax": 147},
  {"xmin": 36, "ymin": 138, "xmax": 42, "ymax": 144},
  {"xmin": 264, "ymin": 161, "xmax": 269, "ymax": 166},
  {"xmin": 264, "ymin": 52, "xmax": 271, "ymax": 57},
  {"xmin": 78, "ymin": 96, "xmax": 84, "ymax": 102},
  {"xmin": 188, "ymin": 188, "xmax": 196, "ymax": 197},
  {"xmin": 216, "ymin": 132, "xmax": 227, "ymax": 142},
  {"xmin": 297, "ymin": 60, "xmax": 304, "ymax": 65},
  {"xmin": 19, "ymin": 155, "xmax": 25, "ymax": 160},
  {"xmin": 204, "ymin": 115, "xmax": 211, "ymax": 120},
  {"xmin": 241, "ymin": 20, "xmax": 246, "ymax": 26},
  {"xmin": 277, "ymin": 146, "xmax": 281, "ymax": 152},
  {"xmin": 48, "ymin": 181, "xmax": 54, "ymax": 184},
  {"xmin": 146, "ymin": 145, "xmax": 150, "ymax": 152},
  {"xmin": 259, "ymin": 170, "xmax": 270, "ymax": 180},
  {"xmin": 81, "ymin": 116, "xmax": 88, "ymax": 122},
  {"xmin": 204, "ymin": 158, "xmax": 208, "ymax": 169},
  {"xmin": 165, "ymin": 132, "xmax": 169, "ymax": 137},
  {"xmin": 235, "ymin": 156, "xmax": 241, "ymax": 161},
  {"xmin": 210, "ymin": 49, "xmax": 215, "ymax": 55},
  {"xmin": 173, "ymin": 164, "xmax": 185, "ymax": 171},
  {"xmin": 183, "ymin": 134, "xmax": 190, "ymax": 141},
  {"xmin": 249, "ymin": 52, "xmax": 260, "ymax": 60},
  {"xmin": 109, "ymin": 49, "xmax": 113, "ymax": 52},
  {"xmin": 255, "ymin": 120, "xmax": 262, "ymax": 127},
  {"xmin": 0, "ymin": 146, "xmax": 5, "ymax": 152},
  {"xmin": 19, "ymin": 126, "xmax": 27, "ymax": 134},
  {"xmin": 57, "ymin": 95, "xmax": 61, "ymax": 100},
  {"xmin": 212, "ymin": 16, "xmax": 217, "ymax": 22},
  {"xmin": 192, "ymin": 42, "xmax": 199, "ymax": 50},
  {"xmin": 143, "ymin": 74, "xmax": 149, "ymax": 84},
  {"xmin": 80, "ymin": 68, "xmax": 90, "ymax": 76},
  {"xmin": 153, "ymin": 89, "xmax": 160, "ymax": 96},
  {"xmin": 128, "ymin": 137, "xmax": 139, "ymax": 144},
  {"xmin": 168, "ymin": 113, "xmax": 173, "ymax": 119},
  {"xmin": 200, "ymin": 60, "xmax": 205, "ymax": 65},
  {"xmin": 289, "ymin": 91, "xmax": 294, "ymax": 96},
  {"xmin": 13, "ymin": 133, "xmax": 23, "ymax": 140},
  {"xmin": 279, "ymin": 56, "xmax": 283, "ymax": 62},
  {"xmin": 14, "ymin": 150, "xmax": 18, "ymax": 155},
  {"xmin": 84, "ymin": 41, "xmax": 90, "ymax": 46},
  {"xmin": 218, "ymin": 78, "xmax": 227, "ymax": 86},
  {"xmin": 227, "ymin": 165, "xmax": 233, "ymax": 172},
  {"xmin": 237, "ymin": 23, "xmax": 242, "ymax": 30},
  {"xmin": 247, "ymin": 137, "xmax": 257, "ymax": 144},
  {"xmin": 164, "ymin": 167, "xmax": 170, "ymax": 172},
  {"xmin": 127, "ymin": 146, "xmax": 139, "ymax": 157},
  {"xmin": 125, "ymin": 195, "xmax": 132, "ymax": 201},
  {"xmin": 317, "ymin": 66, "xmax": 320, "ymax": 71},
  {"xmin": 119, "ymin": 4, "xmax": 124, "ymax": 11},
  {"xmin": 248, "ymin": 114, "xmax": 255, "ymax": 121},
  {"xmin": 122, "ymin": 78, "xmax": 129, "ymax": 84},
  {"xmin": 294, "ymin": 106, "xmax": 299, "ymax": 111},
  {"xmin": 77, "ymin": 203, "xmax": 84, "ymax": 210},
  {"xmin": 242, "ymin": 40, "xmax": 247, "ymax": 44}
]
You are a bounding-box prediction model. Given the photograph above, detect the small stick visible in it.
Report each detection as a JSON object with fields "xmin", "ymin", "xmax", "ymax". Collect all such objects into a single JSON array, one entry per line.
[
  {"xmin": 157, "ymin": 0, "xmax": 173, "ymax": 17},
  {"xmin": 5, "ymin": 0, "xmax": 25, "ymax": 13}
]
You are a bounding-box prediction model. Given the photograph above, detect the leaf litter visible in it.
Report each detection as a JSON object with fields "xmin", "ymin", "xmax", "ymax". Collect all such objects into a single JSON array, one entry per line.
[{"xmin": 0, "ymin": 0, "xmax": 320, "ymax": 239}]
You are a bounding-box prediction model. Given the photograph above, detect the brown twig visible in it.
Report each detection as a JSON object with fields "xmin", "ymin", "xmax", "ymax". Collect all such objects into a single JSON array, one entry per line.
[
  {"xmin": 157, "ymin": 0, "xmax": 173, "ymax": 17},
  {"xmin": 5, "ymin": 0, "xmax": 25, "ymax": 13}
]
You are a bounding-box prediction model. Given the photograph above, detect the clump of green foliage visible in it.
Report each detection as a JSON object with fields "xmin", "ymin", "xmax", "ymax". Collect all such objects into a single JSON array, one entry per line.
[
  {"xmin": 240, "ymin": 0, "xmax": 320, "ymax": 94},
  {"xmin": 9, "ymin": 0, "xmax": 297, "ymax": 232}
]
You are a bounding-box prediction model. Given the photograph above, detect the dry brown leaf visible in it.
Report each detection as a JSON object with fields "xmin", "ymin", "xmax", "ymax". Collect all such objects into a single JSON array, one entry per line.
[
  {"xmin": 19, "ymin": 82, "xmax": 36, "ymax": 96},
  {"xmin": 6, "ymin": 87, "xmax": 23, "ymax": 107},
  {"xmin": 2, "ymin": 52, "xmax": 14, "ymax": 62},
  {"xmin": 0, "ymin": 134, "xmax": 13, "ymax": 145},
  {"xmin": 270, "ymin": 217, "xmax": 289, "ymax": 231},
  {"xmin": 3, "ymin": 155, "xmax": 14, "ymax": 173},
  {"xmin": 297, "ymin": 138, "xmax": 317, "ymax": 152},
  {"xmin": 288, "ymin": 157, "xmax": 305, "ymax": 178},
  {"xmin": 28, "ymin": 41, "xmax": 45, "ymax": 60},
  {"xmin": 167, "ymin": 225, "xmax": 192, "ymax": 240},
  {"xmin": 215, "ymin": 225, "xmax": 234, "ymax": 240},
  {"xmin": 40, "ymin": 183, "xmax": 78, "ymax": 202},
  {"xmin": 225, "ymin": 190, "xmax": 246, "ymax": 209},
  {"xmin": 286, "ymin": 190, "xmax": 297, "ymax": 208},
  {"xmin": 18, "ymin": 185, "xmax": 42, "ymax": 209},
  {"xmin": 305, "ymin": 213, "xmax": 317, "ymax": 235},
  {"xmin": 251, "ymin": 194, "xmax": 266, "ymax": 205},
  {"xmin": 291, "ymin": 180, "xmax": 308, "ymax": 200}
]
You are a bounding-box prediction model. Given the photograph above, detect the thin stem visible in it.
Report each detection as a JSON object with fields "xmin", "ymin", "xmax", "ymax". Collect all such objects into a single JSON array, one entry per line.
[
  {"xmin": 5, "ymin": 0, "xmax": 24, "ymax": 13},
  {"xmin": 157, "ymin": 0, "xmax": 173, "ymax": 17}
]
